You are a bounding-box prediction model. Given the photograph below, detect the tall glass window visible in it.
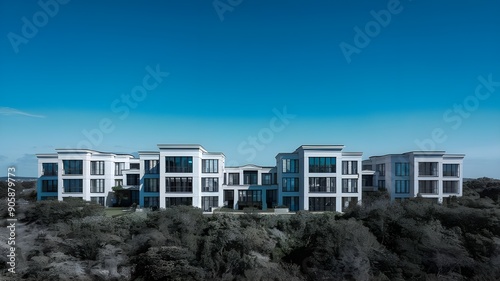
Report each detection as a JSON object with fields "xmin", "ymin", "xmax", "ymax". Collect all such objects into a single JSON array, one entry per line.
[
  {"xmin": 309, "ymin": 197, "xmax": 335, "ymax": 212},
  {"xmin": 282, "ymin": 177, "xmax": 299, "ymax": 192},
  {"xmin": 202, "ymin": 159, "xmax": 218, "ymax": 173},
  {"xmin": 419, "ymin": 162, "xmax": 438, "ymax": 176},
  {"xmin": 395, "ymin": 163, "xmax": 409, "ymax": 176},
  {"xmin": 309, "ymin": 177, "xmax": 336, "ymax": 193},
  {"xmin": 90, "ymin": 179, "xmax": 105, "ymax": 193},
  {"xmin": 282, "ymin": 159, "xmax": 299, "ymax": 173},
  {"xmin": 418, "ymin": 180, "xmax": 438, "ymax": 194},
  {"xmin": 376, "ymin": 164, "xmax": 385, "ymax": 176},
  {"xmin": 342, "ymin": 179, "xmax": 358, "ymax": 193},
  {"xmin": 42, "ymin": 163, "xmax": 58, "ymax": 176},
  {"xmin": 342, "ymin": 161, "xmax": 358, "ymax": 175},
  {"xmin": 395, "ymin": 180, "xmax": 409, "ymax": 193},
  {"xmin": 166, "ymin": 197, "xmax": 192, "ymax": 207},
  {"xmin": 91, "ymin": 161, "xmax": 105, "ymax": 175},
  {"xmin": 63, "ymin": 160, "xmax": 82, "ymax": 175},
  {"xmin": 145, "ymin": 160, "xmax": 159, "ymax": 174},
  {"xmin": 202, "ymin": 178, "xmax": 219, "ymax": 192},
  {"xmin": 443, "ymin": 164, "xmax": 459, "ymax": 177},
  {"xmin": 261, "ymin": 173, "xmax": 273, "ymax": 185},
  {"xmin": 115, "ymin": 162, "xmax": 125, "ymax": 176},
  {"xmin": 202, "ymin": 196, "xmax": 218, "ymax": 212},
  {"xmin": 228, "ymin": 173, "xmax": 240, "ymax": 185},
  {"xmin": 282, "ymin": 196, "xmax": 299, "ymax": 211},
  {"xmin": 144, "ymin": 178, "xmax": 159, "ymax": 192},
  {"xmin": 243, "ymin": 171, "xmax": 258, "ymax": 185},
  {"xmin": 42, "ymin": 180, "xmax": 58, "ymax": 192},
  {"xmin": 165, "ymin": 157, "xmax": 193, "ymax": 173},
  {"xmin": 63, "ymin": 179, "xmax": 82, "ymax": 193},
  {"xmin": 309, "ymin": 157, "xmax": 336, "ymax": 173},
  {"xmin": 165, "ymin": 177, "xmax": 193, "ymax": 192}
]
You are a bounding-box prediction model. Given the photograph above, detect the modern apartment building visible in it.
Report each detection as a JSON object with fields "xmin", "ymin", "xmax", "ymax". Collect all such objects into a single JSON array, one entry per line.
[
  {"xmin": 37, "ymin": 144, "xmax": 464, "ymax": 212},
  {"xmin": 362, "ymin": 151, "xmax": 465, "ymax": 203}
]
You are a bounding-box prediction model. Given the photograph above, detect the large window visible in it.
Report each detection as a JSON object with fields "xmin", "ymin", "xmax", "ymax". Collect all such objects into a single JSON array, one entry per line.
[
  {"xmin": 63, "ymin": 160, "xmax": 82, "ymax": 175},
  {"xmin": 342, "ymin": 179, "xmax": 358, "ymax": 193},
  {"xmin": 145, "ymin": 160, "xmax": 159, "ymax": 174},
  {"xmin": 202, "ymin": 196, "xmax": 219, "ymax": 212},
  {"xmin": 127, "ymin": 174, "xmax": 140, "ymax": 186},
  {"xmin": 202, "ymin": 178, "xmax": 219, "ymax": 192},
  {"xmin": 419, "ymin": 162, "xmax": 438, "ymax": 176},
  {"xmin": 309, "ymin": 177, "xmax": 336, "ymax": 193},
  {"xmin": 224, "ymin": 190, "xmax": 234, "ymax": 208},
  {"xmin": 63, "ymin": 179, "xmax": 82, "ymax": 193},
  {"xmin": 115, "ymin": 162, "xmax": 125, "ymax": 176},
  {"xmin": 443, "ymin": 181, "xmax": 459, "ymax": 194},
  {"xmin": 41, "ymin": 180, "xmax": 58, "ymax": 192},
  {"xmin": 166, "ymin": 197, "xmax": 192, "ymax": 207},
  {"xmin": 282, "ymin": 196, "xmax": 299, "ymax": 211},
  {"xmin": 165, "ymin": 177, "xmax": 193, "ymax": 192},
  {"xmin": 90, "ymin": 161, "xmax": 105, "ymax": 175},
  {"xmin": 262, "ymin": 173, "xmax": 273, "ymax": 185},
  {"xmin": 378, "ymin": 180, "xmax": 386, "ymax": 189},
  {"xmin": 238, "ymin": 190, "xmax": 262, "ymax": 209},
  {"xmin": 243, "ymin": 171, "xmax": 258, "ymax": 185},
  {"xmin": 418, "ymin": 180, "xmax": 438, "ymax": 194},
  {"xmin": 282, "ymin": 159, "xmax": 299, "ymax": 173},
  {"xmin": 165, "ymin": 157, "xmax": 193, "ymax": 173},
  {"xmin": 309, "ymin": 157, "xmax": 336, "ymax": 173},
  {"xmin": 90, "ymin": 179, "xmax": 105, "ymax": 193},
  {"xmin": 130, "ymin": 163, "xmax": 140, "ymax": 169},
  {"xmin": 309, "ymin": 197, "xmax": 336, "ymax": 212},
  {"xmin": 342, "ymin": 161, "xmax": 358, "ymax": 175},
  {"xmin": 395, "ymin": 180, "xmax": 409, "ymax": 194},
  {"xmin": 202, "ymin": 159, "xmax": 218, "ymax": 173},
  {"xmin": 395, "ymin": 163, "xmax": 409, "ymax": 176},
  {"xmin": 42, "ymin": 163, "xmax": 58, "ymax": 176},
  {"xmin": 90, "ymin": 197, "xmax": 105, "ymax": 206},
  {"xmin": 443, "ymin": 164, "xmax": 459, "ymax": 177},
  {"xmin": 266, "ymin": 190, "xmax": 277, "ymax": 208},
  {"xmin": 228, "ymin": 173, "xmax": 240, "ymax": 185},
  {"xmin": 376, "ymin": 164, "xmax": 385, "ymax": 176},
  {"xmin": 144, "ymin": 196, "xmax": 159, "ymax": 208},
  {"xmin": 282, "ymin": 177, "xmax": 299, "ymax": 192},
  {"xmin": 144, "ymin": 178, "xmax": 159, "ymax": 192}
]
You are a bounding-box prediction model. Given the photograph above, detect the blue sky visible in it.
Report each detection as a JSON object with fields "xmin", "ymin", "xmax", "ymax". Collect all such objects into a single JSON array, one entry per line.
[{"xmin": 0, "ymin": 0, "xmax": 499, "ymax": 178}]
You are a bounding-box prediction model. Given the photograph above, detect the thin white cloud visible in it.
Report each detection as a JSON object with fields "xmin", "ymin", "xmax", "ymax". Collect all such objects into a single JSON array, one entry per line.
[{"xmin": 0, "ymin": 107, "xmax": 45, "ymax": 118}]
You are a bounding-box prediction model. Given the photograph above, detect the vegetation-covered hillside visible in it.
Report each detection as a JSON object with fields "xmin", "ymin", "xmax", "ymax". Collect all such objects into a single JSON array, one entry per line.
[{"xmin": 1, "ymin": 178, "xmax": 500, "ymax": 280}]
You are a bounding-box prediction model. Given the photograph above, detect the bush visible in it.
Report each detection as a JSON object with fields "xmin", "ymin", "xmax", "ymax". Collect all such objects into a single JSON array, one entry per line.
[{"xmin": 22, "ymin": 200, "xmax": 105, "ymax": 225}]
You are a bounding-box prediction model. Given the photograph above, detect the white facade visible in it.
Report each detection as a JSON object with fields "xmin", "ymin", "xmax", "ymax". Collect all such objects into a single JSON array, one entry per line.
[{"xmin": 37, "ymin": 144, "xmax": 464, "ymax": 212}]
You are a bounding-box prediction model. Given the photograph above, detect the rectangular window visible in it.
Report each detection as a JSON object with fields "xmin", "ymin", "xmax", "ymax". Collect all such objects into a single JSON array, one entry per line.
[
  {"xmin": 202, "ymin": 178, "xmax": 219, "ymax": 192},
  {"xmin": 308, "ymin": 157, "xmax": 336, "ymax": 173},
  {"xmin": 443, "ymin": 164, "xmax": 459, "ymax": 177},
  {"xmin": 114, "ymin": 179, "xmax": 123, "ymax": 187},
  {"xmin": 202, "ymin": 196, "xmax": 218, "ymax": 212},
  {"xmin": 144, "ymin": 196, "xmax": 160, "ymax": 208},
  {"xmin": 41, "ymin": 180, "xmax": 58, "ymax": 192},
  {"xmin": 228, "ymin": 173, "xmax": 240, "ymax": 185},
  {"xmin": 266, "ymin": 190, "xmax": 277, "ymax": 208},
  {"xmin": 376, "ymin": 164, "xmax": 385, "ymax": 176},
  {"xmin": 282, "ymin": 177, "xmax": 299, "ymax": 192},
  {"xmin": 63, "ymin": 160, "xmax": 83, "ymax": 175},
  {"xmin": 419, "ymin": 162, "xmax": 438, "ymax": 176},
  {"xmin": 165, "ymin": 177, "xmax": 193, "ymax": 192},
  {"xmin": 127, "ymin": 174, "xmax": 140, "ymax": 186},
  {"xmin": 165, "ymin": 197, "xmax": 192, "ymax": 207},
  {"xmin": 90, "ymin": 196, "xmax": 105, "ymax": 206},
  {"xmin": 443, "ymin": 181, "xmax": 459, "ymax": 193},
  {"xmin": 224, "ymin": 190, "xmax": 234, "ymax": 208},
  {"xmin": 243, "ymin": 171, "xmax": 258, "ymax": 185},
  {"xmin": 145, "ymin": 160, "xmax": 159, "ymax": 174},
  {"xmin": 115, "ymin": 162, "xmax": 125, "ymax": 176},
  {"xmin": 342, "ymin": 161, "xmax": 358, "ymax": 175},
  {"xmin": 90, "ymin": 179, "xmax": 105, "ymax": 193},
  {"xmin": 362, "ymin": 164, "xmax": 372, "ymax": 170},
  {"xmin": 144, "ymin": 178, "xmax": 159, "ymax": 192},
  {"xmin": 282, "ymin": 159, "xmax": 299, "ymax": 173},
  {"xmin": 378, "ymin": 180, "xmax": 386, "ymax": 189},
  {"xmin": 342, "ymin": 179, "xmax": 358, "ymax": 193},
  {"xmin": 130, "ymin": 163, "xmax": 140, "ymax": 169},
  {"xmin": 90, "ymin": 161, "xmax": 105, "ymax": 175},
  {"xmin": 262, "ymin": 173, "xmax": 273, "ymax": 185},
  {"xmin": 202, "ymin": 159, "xmax": 218, "ymax": 173},
  {"xmin": 395, "ymin": 180, "xmax": 409, "ymax": 193},
  {"xmin": 309, "ymin": 197, "xmax": 336, "ymax": 212},
  {"xmin": 165, "ymin": 157, "xmax": 193, "ymax": 173},
  {"xmin": 418, "ymin": 180, "xmax": 438, "ymax": 194},
  {"xmin": 42, "ymin": 163, "xmax": 58, "ymax": 176},
  {"xmin": 309, "ymin": 177, "xmax": 336, "ymax": 193},
  {"xmin": 395, "ymin": 162, "xmax": 409, "ymax": 176},
  {"xmin": 282, "ymin": 196, "xmax": 299, "ymax": 211},
  {"xmin": 63, "ymin": 179, "xmax": 83, "ymax": 193},
  {"xmin": 238, "ymin": 190, "xmax": 262, "ymax": 208}
]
